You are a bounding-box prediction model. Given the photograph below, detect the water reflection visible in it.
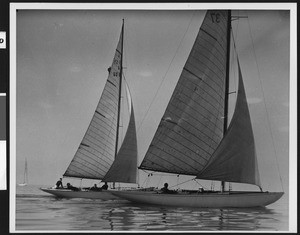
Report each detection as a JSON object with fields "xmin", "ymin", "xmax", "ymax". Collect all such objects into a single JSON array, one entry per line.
[{"xmin": 102, "ymin": 203, "xmax": 280, "ymax": 231}]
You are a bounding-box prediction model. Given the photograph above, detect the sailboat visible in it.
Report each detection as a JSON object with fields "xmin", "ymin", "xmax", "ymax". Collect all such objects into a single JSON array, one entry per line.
[
  {"xmin": 112, "ymin": 10, "xmax": 284, "ymax": 207},
  {"xmin": 18, "ymin": 158, "xmax": 28, "ymax": 186},
  {"xmin": 41, "ymin": 20, "xmax": 138, "ymax": 200}
]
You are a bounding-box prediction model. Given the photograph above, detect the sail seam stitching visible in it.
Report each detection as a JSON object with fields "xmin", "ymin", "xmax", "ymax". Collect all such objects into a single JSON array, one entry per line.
[
  {"xmin": 77, "ymin": 149, "xmax": 113, "ymax": 168},
  {"xmin": 153, "ymin": 128, "xmax": 212, "ymax": 164},
  {"xmin": 179, "ymin": 74, "xmax": 225, "ymax": 114},
  {"xmin": 187, "ymin": 60, "xmax": 225, "ymax": 95},
  {"xmin": 81, "ymin": 137, "xmax": 114, "ymax": 155},
  {"xmin": 78, "ymin": 139, "xmax": 114, "ymax": 161},
  {"xmin": 66, "ymin": 159, "xmax": 108, "ymax": 177},
  {"xmin": 158, "ymin": 127, "xmax": 215, "ymax": 160},
  {"xmin": 168, "ymin": 96, "xmax": 223, "ymax": 136}
]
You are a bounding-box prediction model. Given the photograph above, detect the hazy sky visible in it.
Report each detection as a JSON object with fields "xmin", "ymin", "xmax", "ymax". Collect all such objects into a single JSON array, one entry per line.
[{"xmin": 14, "ymin": 7, "xmax": 292, "ymax": 197}]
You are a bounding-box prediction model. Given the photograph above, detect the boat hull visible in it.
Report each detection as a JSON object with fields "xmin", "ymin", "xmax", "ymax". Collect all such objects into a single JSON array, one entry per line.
[
  {"xmin": 40, "ymin": 188, "xmax": 120, "ymax": 200},
  {"xmin": 111, "ymin": 190, "xmax": 284, "ymax": 208}
]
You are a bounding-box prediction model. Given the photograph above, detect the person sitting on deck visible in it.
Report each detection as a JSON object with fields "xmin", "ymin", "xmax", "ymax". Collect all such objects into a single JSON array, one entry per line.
[
  {"xmin": 90, "ymin": 184, "xmax": 101, "ymax": 191},
  {"xmin": 66, "ymin": 183, "xmax": 79, "ymax": 191},
  {"xmin": 101, "ymin": 182, "xmax": 108, "ymax": 190},
  {"xmin": 198, "ymin": 187, "xmax": 204, "ymax": 193},
  {"xmin": 160, "ymin": 183, "xmax": 177, "ymax": 194},
  {"xmin": 55, "ymin": 178, "xmax": 63, "ymax": 189}
]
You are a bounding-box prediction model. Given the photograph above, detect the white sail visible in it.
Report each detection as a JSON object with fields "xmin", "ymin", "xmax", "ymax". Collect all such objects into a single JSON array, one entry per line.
[
  {"xmin": 139, "ymin": 10, "xmax": 229, "ymax": 175},
  {"xmin": 196, "ymin": 61, "xmax": 261, "ymax": 186},
  {"xmin": 64, "ymin": 24, "xmax": 124, "ymax": 180}
]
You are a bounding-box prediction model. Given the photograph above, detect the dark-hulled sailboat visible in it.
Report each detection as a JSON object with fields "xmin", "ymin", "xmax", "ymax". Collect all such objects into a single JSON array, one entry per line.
[
  {"xmin": 112, "ymin": 10, "xmax": 284, "ymax": 207},
  {"xmin": 41, "ymin": 20, "xmax": 138, "ymax": 200}
]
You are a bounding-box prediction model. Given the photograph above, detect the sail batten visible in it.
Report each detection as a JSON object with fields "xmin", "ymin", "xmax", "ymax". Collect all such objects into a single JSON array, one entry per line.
[
  {"xmin": 140, "ymin": 10, "xmax": 228, "ymax": 175},
  {"xmin": 82, "ymin": 136, "xmax": 114, "ymax": 153},
  {"xmin": 67, "ymin": 161, "xmax": 108, "ymax": 176},
  {"xmin": 76, "ymin": 147, "xmax": 112, "ymax": 166},
  {"xmin": 72, "ymin": 152, "xmax": 112, "ymax": 168}
]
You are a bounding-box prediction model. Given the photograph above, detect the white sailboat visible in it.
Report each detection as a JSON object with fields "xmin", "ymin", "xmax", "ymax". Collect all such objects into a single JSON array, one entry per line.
[
  {"xmin": 18, "ymin": 158, "xmax": 28, "ymax": 186},
  {"xmin": 41, "ymin": 20, "xmax": 138, "ymax": 200},
  {"xmin": 112, "ymin": 10, "xmax": 284, "ymax": 207}
]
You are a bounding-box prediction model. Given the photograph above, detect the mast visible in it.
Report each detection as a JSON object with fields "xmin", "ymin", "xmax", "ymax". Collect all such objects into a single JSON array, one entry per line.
[
  {"xmin": 221, "ymin": 10, "xmax": 231, "ymax": 193},
  {"xmin": 113, "ymin": 19, "xmax": 124, "ymax": 187}
]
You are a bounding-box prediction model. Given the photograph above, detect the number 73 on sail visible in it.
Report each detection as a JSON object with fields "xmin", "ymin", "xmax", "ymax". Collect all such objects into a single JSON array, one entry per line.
[{"xmin": 112, "ymin": 10, "xmax": 284, "ymax": 208}]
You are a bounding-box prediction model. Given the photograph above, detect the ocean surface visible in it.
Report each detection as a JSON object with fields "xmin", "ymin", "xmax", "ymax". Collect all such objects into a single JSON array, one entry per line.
[{"xmin": 14, "ymin": 185, "xmax": 289, "ymax": 232}]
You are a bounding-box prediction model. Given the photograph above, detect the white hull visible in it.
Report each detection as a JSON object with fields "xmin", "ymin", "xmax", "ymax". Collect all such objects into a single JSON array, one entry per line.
[
  {"xmin": 40, "ymin": 188, "xmax": 120, "ymax": 200},
  {"xmin": 112, "ymin": 190, "xmax": 284, "ymax": 208}
]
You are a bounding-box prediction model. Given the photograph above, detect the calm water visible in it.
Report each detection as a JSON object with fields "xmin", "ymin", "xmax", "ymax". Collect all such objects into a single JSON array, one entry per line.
[{"xmin": 15, "ymin": 185, "xmax": 289, "ymax": 232}]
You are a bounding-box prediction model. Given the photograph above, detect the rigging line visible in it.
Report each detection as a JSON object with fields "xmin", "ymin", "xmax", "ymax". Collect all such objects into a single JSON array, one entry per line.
[
  {"xmin": 135, "ymin": 11, "xmax": 197, "ymax": 134},
  {"xmin": 141, "ymin": 169, "xmax": 177, "ymax": 177},
  {"xmin": 119, "ymin": 73, "xmax": 129, "ymax": 145},
  {"xmin": 122, "ymin": 73, "xmax": 132, "ymax": 114},
  {"xmin": 120, "ymin": 80, "xmax": 124, "ymax": 144},
  {"xmin": 227, "ymin": 15, "xmax": 239, "ymax": 126},
  {"xmin": 170, "ymin": 178, "xmax": 195, "ymax": 189},
  {"xmin": 193, "ymin": 178, "xmax": 210, "ymax": 190},
  {"xmin": 231, "ymin": 12, "xmax": 240, "ymax": 97},
  {"xmin": 246, "ymin": 15, "xmax": 284, "ymax": 192}
]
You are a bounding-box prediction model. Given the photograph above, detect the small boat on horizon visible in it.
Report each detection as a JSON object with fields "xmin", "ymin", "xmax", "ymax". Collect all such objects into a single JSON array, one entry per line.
[{"xmin": 18, "ymin": 158, "xmax": 28, "ymax": 187}]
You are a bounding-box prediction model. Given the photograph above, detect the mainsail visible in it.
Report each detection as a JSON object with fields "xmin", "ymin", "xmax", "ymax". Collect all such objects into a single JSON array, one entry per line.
[
  {"xmin": 139, "ymin": 10, "xmax": 229, "ymax": 175},
  {"xmin": 63, "ymin": 21, "xmax": 137, "ymax": 183},
  {"xmin": 139, "ymin": 10, "xmax": 261, "ymax": 187}
]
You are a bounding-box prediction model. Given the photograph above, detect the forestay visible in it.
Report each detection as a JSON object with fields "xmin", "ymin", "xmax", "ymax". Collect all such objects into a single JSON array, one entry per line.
[{"xmin": 139, "ymin": 10, "xmax": 230, "ymax": 175}]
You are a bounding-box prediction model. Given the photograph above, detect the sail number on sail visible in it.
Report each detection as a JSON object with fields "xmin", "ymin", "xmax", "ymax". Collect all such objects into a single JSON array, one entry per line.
[{"xmin": 210, "ymin": 13, "xmax": 221, "ymax": 23}]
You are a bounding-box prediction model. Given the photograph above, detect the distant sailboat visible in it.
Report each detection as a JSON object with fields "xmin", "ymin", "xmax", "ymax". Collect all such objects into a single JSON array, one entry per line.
[
  {"xmin": 18, "ymin": 158, "xmax": 28, "ymax": 186},
  {"xmin": 41, "ymin": 20, "xmax": 138, "ymax": 200},
  {"xmin": 112, "ymin": 10, "xmax": 284, "ymax": 207}
]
